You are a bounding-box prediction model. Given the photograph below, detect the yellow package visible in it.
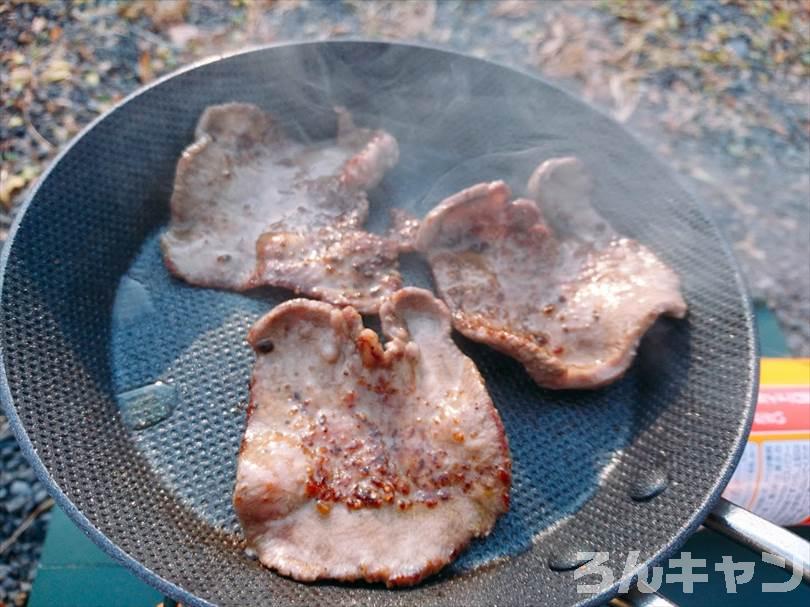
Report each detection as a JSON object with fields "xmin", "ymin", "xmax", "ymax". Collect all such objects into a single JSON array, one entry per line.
[{"xmin": 723, "ymin": 358, "xmax": 810, "ymax": 526}]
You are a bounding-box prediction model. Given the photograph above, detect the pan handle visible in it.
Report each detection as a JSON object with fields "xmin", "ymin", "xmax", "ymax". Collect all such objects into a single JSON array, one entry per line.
[
  {"xmin": 610, "ymin": 587, "xmax": 677, "ymax": 607},
  {"xmin": 612, "ymin": 497, "xmax": 810, "ymax": 607},
  {"xmin": 703, "ymin": 497, "xmax": 810, "ymax": 583}
]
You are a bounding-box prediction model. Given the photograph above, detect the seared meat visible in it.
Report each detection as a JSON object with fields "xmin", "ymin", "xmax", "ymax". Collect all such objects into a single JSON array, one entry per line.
[
  {"xmin": 234, "ymin": 288, "xmax": 511, "ymax": 586},
  {"xmin": 387, "ymin": 208, "xmax": 421, "ymax": 252},
  {"xmin": 254, "ymin": 224, "xmax": 402, "ymax": 312},
  {"xmin": 161, "ymin": 103, "xmax": 401, "ymax": 313},
  {"xmin": 416, "ymin": 157, "xmax": 687, "ymax": 389}
]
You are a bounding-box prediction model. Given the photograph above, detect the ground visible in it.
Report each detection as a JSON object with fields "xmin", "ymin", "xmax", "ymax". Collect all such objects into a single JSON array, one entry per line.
[{"xmin": 0, "ymin": 1, "xmax": 808, "ymax": 605}]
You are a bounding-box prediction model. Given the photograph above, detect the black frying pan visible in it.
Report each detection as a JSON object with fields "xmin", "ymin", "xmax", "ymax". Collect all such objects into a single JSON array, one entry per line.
[{"xmin": 1, "ymin": 41, "xmax": 807, "ymax": 607}]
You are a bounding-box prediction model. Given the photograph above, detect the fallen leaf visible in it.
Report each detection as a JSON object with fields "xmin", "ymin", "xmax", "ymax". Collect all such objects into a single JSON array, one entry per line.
[
  {"xmin": 49, "ymin": 26, "xmax": 62, "ymax": 42},
  {"xmin": 31, "ymin": 15, "xmax": 46, "ymax": 33},
  {"xmin": 118, "ymin": 1, "xmax": 145, "ymax": 20},
  {"xmin": 9, "ymin": 66, "xmax": 32, "ymax": 88},
  {"xmin": 20, "ymin": 165, "xmax": 40, "ymax": 181},
  {"xmin": 84, "ymin": 71, "xmax": 100, "ymax": 86},
  {"xmin": 167, "ymin": 23, "xmax": 200, "ymax": 46},
  {"xmin": 8, "ymin": 115, "xmax": 23, "ymax": 128},
  {"xmin": 666, "ymin": 10, "xmax": 680, "ymax": 30},
  {"xmin": 146, "ymin": 0, "xmax": 189, "ymax": 28},
  {"xmin": 42, "ymin": 59, "xmax": 72, "ymax": 83},
  {"xmin": 138, "ymin": 50, "xmax": 153, "ymax": 83},
  {"xmin": 0, "ymin": 173, "xmax": 28, "ymax": 209},
  {"xmin": 770, "ymin": 9, "xmax": 792, "ymax": 30},
  {"xmin": 62, "ymin": 114, "xmax": 78, "ymax": 135}
]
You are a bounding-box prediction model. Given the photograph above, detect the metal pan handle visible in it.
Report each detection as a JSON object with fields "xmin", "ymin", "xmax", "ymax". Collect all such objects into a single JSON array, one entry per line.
[
  {"xmin": 612, "ymin": 497, "xmax": 810, "ymax": 607},
  {"xmin": 611, "ymin": 587, "xmax": 678, "ymax": 607},
  {"xmin": 704, "ymin": 497, "xmax": 810, "ymax": 583}
]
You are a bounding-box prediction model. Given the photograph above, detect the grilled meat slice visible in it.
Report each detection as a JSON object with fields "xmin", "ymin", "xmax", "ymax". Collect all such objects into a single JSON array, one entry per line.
[
  {"xmin": 416, "ymin": 157, "xmax": 686, "ymax": 389},
  {"xmin": 162, "ymin": 103, "xmax": 400, "ymax": 313},
  {"xmin": 234, "ymin": 288, "xmax": 511, "ymax": 586}
]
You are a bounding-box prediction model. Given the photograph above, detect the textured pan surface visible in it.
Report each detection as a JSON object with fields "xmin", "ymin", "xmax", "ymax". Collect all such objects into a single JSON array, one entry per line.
[{"xmin": 0, "ymin": 42, "xmax": 756, "ymax": 607}]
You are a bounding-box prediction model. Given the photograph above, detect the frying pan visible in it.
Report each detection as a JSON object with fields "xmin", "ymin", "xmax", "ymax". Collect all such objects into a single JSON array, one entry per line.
[{"xmin": 1, "ymin": 41, "xmax": 808, "ymax": 607}]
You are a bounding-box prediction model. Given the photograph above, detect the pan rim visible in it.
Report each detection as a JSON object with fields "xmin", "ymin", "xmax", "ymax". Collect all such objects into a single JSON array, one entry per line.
[{"xmin": 0, "ymin": 38, "xmax": 759, "ymax": 607}]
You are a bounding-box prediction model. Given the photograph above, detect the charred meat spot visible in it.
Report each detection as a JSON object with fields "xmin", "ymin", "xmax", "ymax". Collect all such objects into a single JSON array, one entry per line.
[
  {"xmin": 434, "ymin": 472, "xmax": 451, "ymax": 487},
  {"xmin": 356, "ymin": 329, "xmax": 386, "ymax": 368},
  {"xmin": 305, "ymin": 479, "xmax": 322, "ymax": 499},
  {"xmin": 255, "ymin": 338, "xmax": 275, "ymax": 354}
]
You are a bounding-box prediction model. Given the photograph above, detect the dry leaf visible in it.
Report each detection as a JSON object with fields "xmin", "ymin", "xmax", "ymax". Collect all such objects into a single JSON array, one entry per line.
[
  {"xmin": 0, "ymin": 173, "xmax": 27, "ymax": 209},
  {"xmin": 770, "ymin": 9, "xmax": 792, "ymax": 30},
  {"xmin": 118, "ymin": 1, "xmax": 145, "ymax": 20},
  {"xmin": 537, "ymin": 20, "xmax": 568, "ymax": 61},
  {"xmin": 138, "ymin": 50, "xmax": 153, "ymax": 83},
  {"xmin": 42, "ymin": 59, "xmax": 72, "ymax": 83},
  {"xmin": 9, "ymin": 66, "xmax": 32, "ymax": 88},
  {"xmin": 544, "ymin": 42, "xmax": 586, "ymax": 78},
  {"xmin": 146, "ymin": 0, "xmax": 189, "ymax": 28},
  {"xmin": 31, "ymin": 15, "xmax": 46, "ymax": 33},
  {"xmin": 167, "ymin": 23, "xmax": 200, "ymax": 46}
]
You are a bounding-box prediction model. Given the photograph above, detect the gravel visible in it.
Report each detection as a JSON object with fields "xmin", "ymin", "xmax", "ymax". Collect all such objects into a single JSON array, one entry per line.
[
  {"xmin": 1, "ymin": 0, "xmax": 808, "ymax": 604},
  {"xmin": 0, "ymin": 421, "xmax": 51, "ymax": 607}
]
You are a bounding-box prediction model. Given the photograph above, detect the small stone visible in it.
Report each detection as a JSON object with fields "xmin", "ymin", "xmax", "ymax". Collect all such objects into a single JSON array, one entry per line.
[
  {"xmin": 726, "ymin": 36, "xmax": 749, "ymax": 60},
  {"xmin": 10, "ymin": 480, "xmax": 32, "ymax": 497},
  {"xmin": 5, "ymin": 495, "xmax": 28, "ymax": 513},
  {"xmin": 17, "ymin": 468, "xmax": 35, "ymax": 482}
]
